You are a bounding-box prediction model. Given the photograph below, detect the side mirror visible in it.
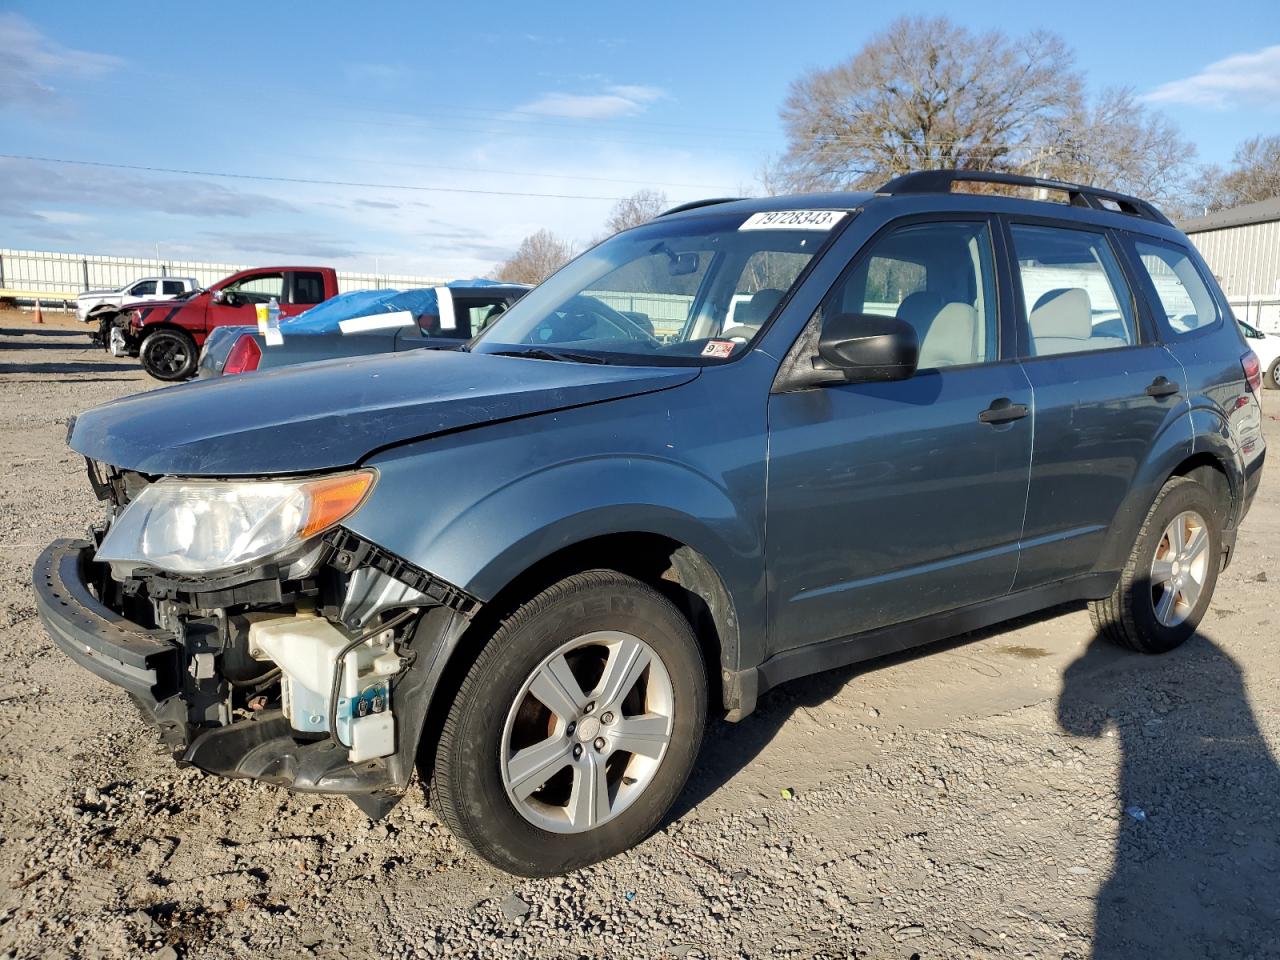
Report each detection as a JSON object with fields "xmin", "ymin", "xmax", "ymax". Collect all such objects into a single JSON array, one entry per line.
[
  {"xmin": 815, "ymin": 313, "xmax": 918, "ymax": 383},
  {"xmin": 212, "ymin": 289, "xmax": 227, "ymax": 305}
]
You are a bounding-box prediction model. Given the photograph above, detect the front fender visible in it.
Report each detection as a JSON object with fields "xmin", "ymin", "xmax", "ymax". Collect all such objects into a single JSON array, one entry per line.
[{"xmin": 347, "ymin": 391, "xmax": 770, "ymax": 675}]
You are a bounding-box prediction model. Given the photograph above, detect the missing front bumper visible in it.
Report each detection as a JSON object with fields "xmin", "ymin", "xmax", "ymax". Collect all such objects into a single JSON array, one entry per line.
[{"xmin": 32, "ymin": 536, "xmax": 475, "ymax": 817}]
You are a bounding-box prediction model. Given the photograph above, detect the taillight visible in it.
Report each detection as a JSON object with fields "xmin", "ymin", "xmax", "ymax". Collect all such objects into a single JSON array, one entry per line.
[
  {"xmin": 224, "ymin": 334, "xmax": 262, "ymax": 375},
  {"xmin": 1242, "ymin": 350, "xmax": 1262, "ymax": 396}
]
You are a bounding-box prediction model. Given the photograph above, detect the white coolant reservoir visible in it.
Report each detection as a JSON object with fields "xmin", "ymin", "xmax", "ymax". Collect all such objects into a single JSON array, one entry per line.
[{"xmin": 248, "ymin": 614, "xmax": 402, "ymax": 763}]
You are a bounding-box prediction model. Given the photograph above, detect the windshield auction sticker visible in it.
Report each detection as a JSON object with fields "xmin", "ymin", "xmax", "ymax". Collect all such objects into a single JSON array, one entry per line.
[
  {"xmin": 739, "ymin": 210, "xmax": 848, "ymax": 231},
  {"xmin": 702, "ymin": 340, "xmax": 736, "ymax": 358}
]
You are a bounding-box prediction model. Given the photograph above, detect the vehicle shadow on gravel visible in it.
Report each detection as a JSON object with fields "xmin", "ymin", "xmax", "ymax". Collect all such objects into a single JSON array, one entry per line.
[
  {"xmin": 0, "ymin": 361, "xmax": 137, "ymax": 375},
  {"xmin": 1058, "ymin": 622, "xmax": 1280, "ymax": 958},
  {"xmin": 670, "ymin": 602, "xmax": 1078, "ymax": 824}
]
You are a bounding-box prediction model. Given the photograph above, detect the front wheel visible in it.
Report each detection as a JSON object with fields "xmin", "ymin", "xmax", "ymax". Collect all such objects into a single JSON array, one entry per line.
[
  {"xmin": 431, "ymin": 570, "xmax": 706, "ymax": 876},
  {"xmin": 1089, "ymin": 476, "xmax": 1222, "ymax": 653},
  {"xmin": 1269, "ymin": 358, "xmax": 1280, "ymax": 390},
  {"xmin": 140, "ymin": 328, "xmax": 198, "ymax": 380}
]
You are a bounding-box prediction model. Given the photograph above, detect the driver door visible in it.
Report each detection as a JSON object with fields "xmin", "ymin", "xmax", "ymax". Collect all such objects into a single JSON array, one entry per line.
[
  {"xmin": 765, "ymin": 217, "xmax": 1032, "ymax": 654},
  {"xmin": 207, "ymin": 272, "xmax": 285, "ymax": 332}
]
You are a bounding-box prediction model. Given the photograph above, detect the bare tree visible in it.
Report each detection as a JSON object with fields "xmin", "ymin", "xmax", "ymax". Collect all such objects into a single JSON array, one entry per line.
[
  {"xmin": 603, "ymin": 189, "xmax": 668, "ymax": 235},
  {"xmin": 1038, "ymin": 88, "xmax": 1197, "ymax": 214},
  {"xmin": 778, "ymin": 16, "xmax": 1081, "ymax": 190},
  {"xmin": 492, "ymin": 229, "xmax": 575, "ymax": 285},
  {"xmin": 1193, "ymin": 135, "xmax": 1280, "ymax": 213}
]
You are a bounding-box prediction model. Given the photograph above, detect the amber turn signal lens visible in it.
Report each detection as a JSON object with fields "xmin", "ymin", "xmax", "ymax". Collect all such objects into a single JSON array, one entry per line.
[{"xmin": 301, "ymin": 471, "xmax": 376, "ymax": 538}]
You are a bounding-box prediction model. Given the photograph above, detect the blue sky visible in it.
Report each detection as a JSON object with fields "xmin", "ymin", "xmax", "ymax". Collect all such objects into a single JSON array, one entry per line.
[{"xmin": 2, "ymin": 0, "xmax": 1278, "ymax": 277}]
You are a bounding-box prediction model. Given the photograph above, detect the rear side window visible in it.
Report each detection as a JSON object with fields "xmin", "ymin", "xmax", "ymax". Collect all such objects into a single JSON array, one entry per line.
[
  {"xmin": 1010, "ymin": 224, "xmax": 1137, "ymax": 356},
  {"xmin": 292, "ymin": 271, "xmax": 327, "ymax": 305},
  {"xmin": 1132, "ymin": 240, "xmax": 1219, "ymax": 336},
  {"xmin": 160, "ymin": 280, "xmax": 184, "ymax": 295},
  {"xmin": 823, "ymin": 220, "xmax": 999, "ymax": 369}
]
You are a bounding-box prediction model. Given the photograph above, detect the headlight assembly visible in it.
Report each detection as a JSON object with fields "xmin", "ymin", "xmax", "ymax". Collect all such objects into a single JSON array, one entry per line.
[{"xmin": 95, "ymin": 470, "xmax": 375, "ymax": 575}]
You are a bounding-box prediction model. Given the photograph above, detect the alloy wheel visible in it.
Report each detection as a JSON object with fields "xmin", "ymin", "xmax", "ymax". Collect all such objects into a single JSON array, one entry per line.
[
  {"xmin": 500, "ymin": 630, "xmax": 674, "ymax": 834},
  {"xmin": 1150, "ymin": 510, "xmax": 1210, "ymax": 627}
]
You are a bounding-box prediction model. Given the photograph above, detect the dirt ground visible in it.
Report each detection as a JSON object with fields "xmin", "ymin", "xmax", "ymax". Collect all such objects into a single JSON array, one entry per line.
[{"xmin": 1, "ymin": 310, "xmax": 1278, "ymax": 959}]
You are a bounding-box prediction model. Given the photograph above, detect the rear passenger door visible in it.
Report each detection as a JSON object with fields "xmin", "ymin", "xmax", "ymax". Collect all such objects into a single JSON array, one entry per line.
[
  {"xmin": 766, "ymin": 216, "xmax": 1033, "ymax": 652},
  {"xmin": 1006, "ymin": 220, "xmax": 1187, "ymax": 590}
]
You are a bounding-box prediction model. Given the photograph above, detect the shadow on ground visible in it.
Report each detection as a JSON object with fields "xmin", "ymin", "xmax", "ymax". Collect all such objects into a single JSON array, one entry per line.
[
  {"xmin": 670, "ymin": 601, "xmax": 1076, "ymax": 822},
  {"xmin": 1059, "ymin": 629, "xmax": 1280, "ymax": 958},
  {"xmin": 0, "ymin": 361, "xmax": 137, "ymax": 375}
]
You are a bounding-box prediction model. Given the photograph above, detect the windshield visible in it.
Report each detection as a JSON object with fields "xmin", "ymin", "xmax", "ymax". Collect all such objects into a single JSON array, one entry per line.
[{"xmin": 472, "ymin": 209, "xmax": 847, "ymax": 365}]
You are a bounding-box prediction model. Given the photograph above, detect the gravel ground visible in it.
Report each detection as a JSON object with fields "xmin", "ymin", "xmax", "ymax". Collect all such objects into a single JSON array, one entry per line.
[{"xmin": 1, "ymin": 313, "xmax": 1278, "ymax": 960}]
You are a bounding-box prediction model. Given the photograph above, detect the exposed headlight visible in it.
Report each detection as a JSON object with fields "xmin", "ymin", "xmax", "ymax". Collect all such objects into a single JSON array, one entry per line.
[{"xmin": 95, "ymin": 471, "xmax": 376, "ymax": 575}]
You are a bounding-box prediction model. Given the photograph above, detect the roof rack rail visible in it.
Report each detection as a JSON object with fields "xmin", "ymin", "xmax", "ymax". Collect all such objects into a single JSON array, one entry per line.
[
  {"xmin": 657, "ymin": 197, "xmax": 743, "ymax": 218},
  {"xmin": 876, "ymin": 170, "xmax": 1173, "ymax": 227}
]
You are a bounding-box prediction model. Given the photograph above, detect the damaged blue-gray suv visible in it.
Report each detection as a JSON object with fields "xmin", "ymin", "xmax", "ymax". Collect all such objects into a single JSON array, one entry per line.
[{"xmin": 35, "ymin": 171, "xmax": 1266, "ymax": 876}]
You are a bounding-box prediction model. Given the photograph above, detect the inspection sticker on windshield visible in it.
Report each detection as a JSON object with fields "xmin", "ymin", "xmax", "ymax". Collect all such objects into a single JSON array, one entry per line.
[
  {"xmin": 702, "ymin": 340, "xmax": 736, "ymax": 359},
  {"xmin": 739, "ymin": 210, "xmax": 847, "ymax": 231}
]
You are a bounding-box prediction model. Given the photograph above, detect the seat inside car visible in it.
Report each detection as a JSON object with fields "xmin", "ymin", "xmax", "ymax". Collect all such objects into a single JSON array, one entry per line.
[
  {"xmin": 1029, "ymin": 287, "xmax": 1127, "ymax": 355},
  {"xmin": 894, "ymin": 290, "xmax": 981, "ymax": 368},
  {"xmin": 721, "ymin": 288, "xmax": 785, "ymax": 341}
]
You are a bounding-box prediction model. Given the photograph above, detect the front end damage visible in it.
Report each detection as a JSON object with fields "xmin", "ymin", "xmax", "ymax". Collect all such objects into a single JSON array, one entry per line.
[{"xmin": 33, "ymin": 461, "xmax": 479, "ymax": 818}]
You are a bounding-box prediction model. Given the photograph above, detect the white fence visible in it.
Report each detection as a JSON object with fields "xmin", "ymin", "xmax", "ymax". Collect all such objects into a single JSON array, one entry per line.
[{"xmin": 0, "ymin": 249, "xmax": 446, "ymax": 300}]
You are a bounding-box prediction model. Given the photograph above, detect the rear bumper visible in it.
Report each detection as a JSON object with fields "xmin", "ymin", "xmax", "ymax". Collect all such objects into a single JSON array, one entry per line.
[{"xmin": 33, "ymin": 539, "xmax": 181, "ymax": 706}]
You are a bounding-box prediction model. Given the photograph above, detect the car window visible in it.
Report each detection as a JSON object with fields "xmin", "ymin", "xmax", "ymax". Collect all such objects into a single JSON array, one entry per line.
[
  {"xmin": 292, "ymin": 271, "xmax": 326, "ymax": 305},
  {"xmin": 418, "ymin": 299, "xmax": 507, "ymax": 338},
  {"xmin": 820, "ymin": 220, "xmax": 999, "ymax": 369},
  {"xmin": 474, "ymin": 209, "xmax": 837, "ymax": 365},
  {"xmin": 581, "ymin": 247, "xmax": 712, "ymax": 342},
  {"xmin": 1131, "ymin": 240, "xmax": 1219, "ymax": 336},
  {"xmin": 1238, "ymin": 319, "xmax": 1261, "ymax": 339},
  {"xmin": 226, "ymin": 273, "xmax": 284, "ymax": 303},
  {"xmin": 160, "ymin": 280, "xmax": 184, "ymax": 295},
  {"xmin": 1010, "ymin": 224, "xmax": 1137, "ymax": 356},
  {"xmin": 726, "ymin": 251, "xmax": 812, "ymax": 330},
  {"xmin": 130, "ymin": 280, "xmax": 157, "ymax": 296}
]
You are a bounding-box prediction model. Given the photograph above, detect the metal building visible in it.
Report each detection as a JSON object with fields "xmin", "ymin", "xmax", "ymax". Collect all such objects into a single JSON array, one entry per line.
[{"xmin": 1181, "ymin": 197, "xmax": 1280, "ymax": 333}]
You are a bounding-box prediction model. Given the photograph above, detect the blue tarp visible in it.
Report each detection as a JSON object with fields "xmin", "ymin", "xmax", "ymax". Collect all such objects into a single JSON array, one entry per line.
[{"xmin": 280, "ymin": 279, "xmax": 506, "ymax": 335}]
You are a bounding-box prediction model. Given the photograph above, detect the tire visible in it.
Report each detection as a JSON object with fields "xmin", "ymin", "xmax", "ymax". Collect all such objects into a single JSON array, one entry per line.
[
  {"xmin": 1269, "ymin": 358, "xmax": 1280, "ymax": 390},
  {"xmin": 140, "ymin": 328, "xmax": 198, "ymax": 381},
  {"xmin": 431, "ymin": 570, "xmax": 707, "ymax": 876},
  {"xmin": 1089, "ymin": 476, "xmax": 1222, "ymax": 653}
]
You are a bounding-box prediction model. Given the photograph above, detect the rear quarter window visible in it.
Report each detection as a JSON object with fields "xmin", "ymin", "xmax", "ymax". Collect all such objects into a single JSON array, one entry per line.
[{"xmin": 1131, "ymin": 240, "xmax": 1220, "ymax": 337}]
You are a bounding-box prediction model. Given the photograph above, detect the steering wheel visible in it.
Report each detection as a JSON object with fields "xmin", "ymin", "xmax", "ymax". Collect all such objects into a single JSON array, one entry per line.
[{"xmin": 567, "ymin": 295, "xmax": 663, "ymax": 348}]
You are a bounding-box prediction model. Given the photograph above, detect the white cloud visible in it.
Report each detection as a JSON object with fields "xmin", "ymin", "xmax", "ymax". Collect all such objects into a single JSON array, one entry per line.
[
  {"xmin": 0, "ymin": 13, "xmax": 121, "ymax": 108},
  {"xmin": 516, "ymin": 84, "xmax": 664, "ymax": 120},
  {"xmin": 1143, "ymin": 44, "xmax": 1280, "ymax": 109}
]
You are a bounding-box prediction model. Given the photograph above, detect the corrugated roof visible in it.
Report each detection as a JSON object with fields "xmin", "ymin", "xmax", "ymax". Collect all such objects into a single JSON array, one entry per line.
[{"xmin": 1180, "ymin": 195, "xmax": 1280, "ymax": 234}]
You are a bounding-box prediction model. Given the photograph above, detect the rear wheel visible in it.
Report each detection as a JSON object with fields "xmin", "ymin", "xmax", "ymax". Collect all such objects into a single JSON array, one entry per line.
[
  {"xmin": 1089, "ymin": 476, "xmax": 1222, "ymax": 653},
  {"xmin": 1269, "ymin": 357, "xmax": 1280, "ymax": 390},
  {"xmin": 140, "ymin": 328, "xmax": 198, "ymax": 380},
  {"xmin": 431, "ymin": 570, "xmax": 706, "ymax": 876}
]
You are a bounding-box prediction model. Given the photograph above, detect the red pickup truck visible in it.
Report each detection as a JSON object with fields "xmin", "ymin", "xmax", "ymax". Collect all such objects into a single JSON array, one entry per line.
[{"xmin": 112, "ymin": 266, "xmax": 340, "ymax": 380}]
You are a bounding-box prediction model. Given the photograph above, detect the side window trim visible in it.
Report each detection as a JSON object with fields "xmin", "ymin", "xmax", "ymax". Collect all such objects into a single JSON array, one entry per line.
[
  {"xmin": 1118, "ymin": 233, "xmax": 1223, "ymax": 343},
  {"xmin": 1001, "ymin": 215, "xmax": 1145, "ymax": 360}
]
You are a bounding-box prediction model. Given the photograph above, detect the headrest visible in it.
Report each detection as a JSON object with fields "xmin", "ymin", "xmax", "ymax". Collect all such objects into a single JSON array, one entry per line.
[
  {"xmin": 736, "ymin": 288, "xmax": 785, "ymax": 327},
  {"xmin": 895, "ymin": 291, "xmax": 944, "ymax": 328},
  {"xmin": 1029, "ymin": 288, "xmax": 1092, "ymax": 340}
]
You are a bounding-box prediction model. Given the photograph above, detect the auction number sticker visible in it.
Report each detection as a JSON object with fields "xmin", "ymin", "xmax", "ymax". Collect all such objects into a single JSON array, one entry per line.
[
  {"xmin": 701, "ymin": 339, "xmax": 736, "ymax": 359},
  {"xmin": 739, "ymin": 210, "xmax": 847, "ymax": 231}
]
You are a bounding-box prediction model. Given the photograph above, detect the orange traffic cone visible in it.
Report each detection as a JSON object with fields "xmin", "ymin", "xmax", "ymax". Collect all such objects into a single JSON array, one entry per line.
[{"xmin": 33, "ymin": 299, "xmax": 43, "ymax": 324}]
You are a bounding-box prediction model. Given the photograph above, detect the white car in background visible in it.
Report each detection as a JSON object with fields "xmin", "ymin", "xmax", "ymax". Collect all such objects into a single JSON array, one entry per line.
[
  {"xmin": 1238, "ymin": 319, "xmax": 1280, "ymax": 389},
  {"xmin": 76, "ymin": 276, "xmax": 199, "ymax": 337}
]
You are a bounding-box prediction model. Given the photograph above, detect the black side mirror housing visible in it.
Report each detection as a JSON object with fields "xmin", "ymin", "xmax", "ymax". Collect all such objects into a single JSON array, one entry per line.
[{"xmin": 815, "ymin": 313, "xmax": 919, "ymax": 383}]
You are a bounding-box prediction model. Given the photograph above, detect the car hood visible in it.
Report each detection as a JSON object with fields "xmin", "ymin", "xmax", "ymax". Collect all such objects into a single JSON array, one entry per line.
[{"xmin": 69, "ymin": 348, "xmax": 700, "ymax": 475}]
